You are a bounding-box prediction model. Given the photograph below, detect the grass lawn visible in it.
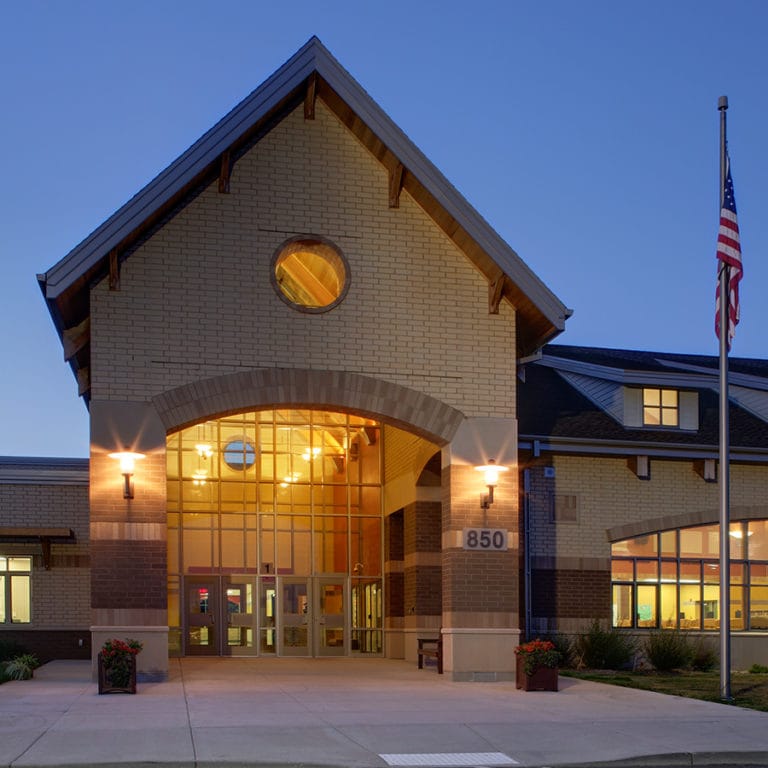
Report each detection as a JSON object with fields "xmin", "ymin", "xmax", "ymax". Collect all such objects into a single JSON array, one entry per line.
[{"xmin": 562, "ymin": 669, "xmax": 768, "ymax": 712}]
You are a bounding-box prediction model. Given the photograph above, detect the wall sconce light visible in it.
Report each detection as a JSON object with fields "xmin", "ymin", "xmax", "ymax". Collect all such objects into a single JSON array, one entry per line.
[
  {"xmin": 108, "ymin": 451, "xmax": 145, "ymax": 498},
  {"xmin": 475, "ymin": 459, "xmax": 508, "ymax": 509}
]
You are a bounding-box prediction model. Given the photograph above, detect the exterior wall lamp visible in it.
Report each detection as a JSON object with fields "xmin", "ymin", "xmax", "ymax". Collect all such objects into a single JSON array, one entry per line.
[
  {"xmin": 475, "ymin": 459, "xmax": 508, "ymax": 509},
  {"xmin": 108, "ymin": 452, "xmax": 146, "ymax": 498}
]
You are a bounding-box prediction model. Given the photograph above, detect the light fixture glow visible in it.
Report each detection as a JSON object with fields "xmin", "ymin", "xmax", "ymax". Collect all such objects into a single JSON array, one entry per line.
[
  {"xmin": 301, "ymin": 446, "xmax": 322, "ymax": 461},
  {"xmin": 108, "ymin": 451, "xmax": 146, "ymax": 498},
  {"xmin": 192, "ymin": 469, "xmax": 208, "ymax": 486},
  {"xmin": 195, "ymin": 443, "xmax": 213, "ymax": 459},
  {"xmin": 474, "ymin": 459, "xmax": 509, "ymax": 509}
]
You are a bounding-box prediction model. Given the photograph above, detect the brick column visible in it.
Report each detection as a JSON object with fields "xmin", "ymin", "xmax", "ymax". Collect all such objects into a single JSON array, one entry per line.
[
  {"xmin": 441, "ymin": 418, "xmax": 521, "ymax": 681},
  {"xmin": 89, "ymin": 401, "xmax": 168, "ymax": 681}
]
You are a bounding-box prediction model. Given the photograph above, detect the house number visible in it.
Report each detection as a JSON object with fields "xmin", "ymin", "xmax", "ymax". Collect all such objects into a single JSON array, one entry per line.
[{"xmin": 462, "ymin": 528, "xmax": 508, "ymax": 551}]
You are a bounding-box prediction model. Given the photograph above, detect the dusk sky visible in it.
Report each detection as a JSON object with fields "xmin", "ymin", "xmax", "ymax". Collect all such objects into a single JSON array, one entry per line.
[{"xmin": 2, "ymin": 1, "xmax": 766, "ymax": 458}]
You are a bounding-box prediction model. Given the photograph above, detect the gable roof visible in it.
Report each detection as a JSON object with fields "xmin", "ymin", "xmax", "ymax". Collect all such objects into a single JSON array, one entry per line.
[
  {"xmin": 37, "ymin": 37, "xmax": 570, "ymax": 404},
  {"xmin": 519, "ymin": 344, "xmax": 768, "ymax": 459}
]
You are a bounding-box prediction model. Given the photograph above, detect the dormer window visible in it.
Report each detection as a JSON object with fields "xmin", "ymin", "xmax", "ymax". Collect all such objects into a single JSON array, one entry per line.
[
  {"xmin": 642, "ymin": 388, "xmax": 678, "ymax": 427},
  {"xmin": 623, "ymin": 387, "xmax": 698, "ymax": 431}
]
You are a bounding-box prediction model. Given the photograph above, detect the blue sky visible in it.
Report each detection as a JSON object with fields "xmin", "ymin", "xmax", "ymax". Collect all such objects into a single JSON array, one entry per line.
[{"xmin": 1, "ymin": 1, "xmax": 766, "ymax": 457}]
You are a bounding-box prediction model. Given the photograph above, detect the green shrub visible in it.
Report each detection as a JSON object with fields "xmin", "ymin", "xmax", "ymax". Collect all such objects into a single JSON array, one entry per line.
[
  {"xmin": 541, "ymin": 633, "xmax": 575, "ymax": 669},
  {"xmin": 690, "ymin": 638, "xmax": 718, "ymax": 672},
  {"xmin": 576, "ymin": 620, "xmax": 637, "ymax": 669},
  {"xmin": 4, "ymin": 654, "xmax": 40, "ymax": 681},
  {"xmin": 749, "ymin": 663, "xmax": 768, "ymax": 674},
  {"xmin": 645, "ymin": 631, "xmax": 694, "ymax": 671}
]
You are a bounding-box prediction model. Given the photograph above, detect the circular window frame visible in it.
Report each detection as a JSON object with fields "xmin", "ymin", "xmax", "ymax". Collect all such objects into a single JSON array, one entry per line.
[{"xmin": 270, "ymin": 235, "xmax": 350, "ymax": 314}]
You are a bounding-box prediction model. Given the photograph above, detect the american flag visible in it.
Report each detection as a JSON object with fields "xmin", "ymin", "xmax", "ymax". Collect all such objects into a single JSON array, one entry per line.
[{"xmin": 715, "ymin": 153, "xmax": 742, "ymax": 349}]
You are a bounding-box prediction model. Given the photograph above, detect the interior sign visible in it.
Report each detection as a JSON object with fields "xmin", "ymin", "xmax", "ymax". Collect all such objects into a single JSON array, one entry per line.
[{"xmin": 462, "ymin": 528, "xmax": 508, "ymax": 551}]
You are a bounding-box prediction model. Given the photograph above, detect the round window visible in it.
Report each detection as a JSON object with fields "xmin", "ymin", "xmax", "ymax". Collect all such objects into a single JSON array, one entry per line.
[
  {"xmin": 223, "ymin": 439, "xmax": 256, "ymax": 471},
  {"xmin": 271, "ymin": 236, "xmax": 349, "ymax": 312}
]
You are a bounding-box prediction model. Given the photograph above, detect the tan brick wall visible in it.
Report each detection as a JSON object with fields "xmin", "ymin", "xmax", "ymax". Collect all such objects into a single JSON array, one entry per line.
[
  {"xmin": 529, "ymin": 456, "xmax": 768, "ymax": 565},
  {"xmin": 89, "ymin": 101, "xmax": 517, "ymax": 420},
  {"xmin": 0, "ymin": 482, "xmax": 89, "ymax": 629}
]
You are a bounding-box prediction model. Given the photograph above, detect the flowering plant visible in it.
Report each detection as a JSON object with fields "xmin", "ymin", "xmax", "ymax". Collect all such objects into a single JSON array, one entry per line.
[
  {"xmin": 514, "ymin": 638, "xmax": 560, "ymax": 675},
  {"xmin": 100, "ymin": 638, "xmax": 143, "ymax": 688}
]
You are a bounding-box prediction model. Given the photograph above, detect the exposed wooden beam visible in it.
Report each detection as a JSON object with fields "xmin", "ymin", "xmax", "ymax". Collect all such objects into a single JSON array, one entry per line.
[
  {"xmin": 389, "ymin": 162, "xmax": 404, "ymax": 208},
  {"xmin": 218, "ymin": 149, "xmax": 231, "ymax": 194},
  {"xmin": 489, "ymin": 272, "xmax": 505, "ymax": 314},
  {"xmin": 108, "ymin": 249, "xmax": 120, "ymax": 291},
  {"xmin": 62, "ymin": 317, "xmax": 90, "ymax": 362},
  {"xmin": 76, "ymin": 366, "xmax": 90, "ymax": 397},
  {"xmin": 304, "ymin": 72, "xmax": 317, "ymax": 120}
]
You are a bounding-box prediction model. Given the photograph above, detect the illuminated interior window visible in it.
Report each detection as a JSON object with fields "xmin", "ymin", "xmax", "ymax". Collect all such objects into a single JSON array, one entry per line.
[
  {"xmin": 0, "ymin": 556, "xmax": 32, "ymax": 624},
  {"xmin": 610, "ymin": 521, "xmax": 768, "ymax": 632},
  {"xmin": 642, "ymin": 388, "xmax": 679, "ymax": 426},
  {"xmin": 272, "ymin": 237, "xmax": 349, "ymax": 312}
]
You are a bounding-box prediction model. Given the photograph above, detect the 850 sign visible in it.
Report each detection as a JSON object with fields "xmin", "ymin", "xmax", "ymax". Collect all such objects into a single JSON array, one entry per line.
[{"xmin": 462, "ymin": 528, "xmax": 508, "ymax": 551}]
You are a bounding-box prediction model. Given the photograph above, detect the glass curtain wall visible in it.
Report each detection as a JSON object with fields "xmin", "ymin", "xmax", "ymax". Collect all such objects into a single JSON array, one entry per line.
[{"xmin": 166, "ymin": 409, "xmax": 382, "ymax": 655}]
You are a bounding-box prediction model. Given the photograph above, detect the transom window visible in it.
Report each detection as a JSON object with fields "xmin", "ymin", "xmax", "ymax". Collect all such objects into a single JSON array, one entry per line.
[
  {"xmin": 611, "ymin": 520, "xmax": 768, "ymax": 631},
  {"xmin": 643, "ymin": 388, "xmax": 678, "ymax": 426},
  {"xmin": 0, "ymin": 556, "xmax": 32, "ymax": 624}
]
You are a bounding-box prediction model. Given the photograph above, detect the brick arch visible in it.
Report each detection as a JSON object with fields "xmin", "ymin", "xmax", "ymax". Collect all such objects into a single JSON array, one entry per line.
[{"xmin": 152, "ymin": 368, "xmax": 464, "ymax": 444}]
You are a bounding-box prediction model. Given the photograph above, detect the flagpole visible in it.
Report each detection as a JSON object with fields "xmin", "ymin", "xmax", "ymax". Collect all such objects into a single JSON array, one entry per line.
[{"xmin": 717, "ymin": 94, "xmax": 732, "ymax": 702}]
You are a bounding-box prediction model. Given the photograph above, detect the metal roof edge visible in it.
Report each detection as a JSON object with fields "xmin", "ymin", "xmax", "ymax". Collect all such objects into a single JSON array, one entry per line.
[
  {"xmin": 518, "ymin": 435, "xmax": 768, "ymax": 462},
  {"xmin": 0, "ymin": 456, "xmax": 89, "ymax": 485}
]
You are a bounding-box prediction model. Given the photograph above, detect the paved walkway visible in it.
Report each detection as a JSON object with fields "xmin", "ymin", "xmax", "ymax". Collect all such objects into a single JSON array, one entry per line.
[{"xmin": 1, "ymin": 658, "xmax": 767, "ymax": 767}]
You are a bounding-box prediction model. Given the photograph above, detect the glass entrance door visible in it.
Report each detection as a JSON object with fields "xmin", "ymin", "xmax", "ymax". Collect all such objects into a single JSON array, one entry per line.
[
  {"xmin": 185, "ymin": 578, "xmax": 218, "ymax": 655},
  {"xmin": 223, "ymin": 580, "xmax": 255, "ymax": 655},
  {"xmin": 316, "ymin": 579, "xmax": 345, "ymax": 656},
  {"xmin": 280, "ymin": 579, "xmax": 310, "ymax": 656}
]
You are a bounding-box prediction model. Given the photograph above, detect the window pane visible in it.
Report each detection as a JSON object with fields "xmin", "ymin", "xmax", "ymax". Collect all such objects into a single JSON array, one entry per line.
[
  {"xmin": 702, "ymin": 584, "xmax": 719, "ymax": 629},
  {"xmin": 748, "ymin": 521, "xmax": 768, "ymax": 560},
  {"xmin": 703, "ymin": 562, "xmax": 720, "ymax": 583},
  {"xmin": 680, "ymin": 561, "xmax": 701, "ymax": 583},
  {"xmin": 636, "ymin": 560, "xmax": 658, "ymax": 583},
  {"xmin": 8, "ymin": 557, "xmax": 31, "ymax": 572},
  {"xmin": 680, "ymin": 525, "xmax": 719, "ymax": 558},
  {"xmin": 612, "ymin": 535, "xmax": 657, "ymax": 557},
  {"xmin": 0, "ymin": 574, "xmax": 5, "ymax": 622},
  {"xmin": 660, "ymin": 583, "xmax": 678, "ymax": 628},
  {"xmin": 660, "ymin": 560, "xmax": 677, "ymax": 582},
  {"xmin": 636, "ymin": 585, "xmax": 657, "ymax": 627},
  {"xmin": 661, "ymin": 389, "xmax": 678, "ymax": 407},
  {"xmin": 661, "ymin": 407, "xmax": 678, "ymax": 427},
  {"xmin": 612, "ymin": 584, "xmax": 632, "ymax": 627},
  {"xmin": 751, "ymin": 563, "xmax": 768, "ymax": 585},
  {"xmin": 679, "ymin": 584, "xmax": 701, "ymax": 629},
  {"xmin": 660, "ymin": 531, "xmax": 677, "ymax": 557},
  {"xmin": 10, "ymin": 575, "xmax": 30, "ymax": 623},
  {"xmin": 750, "ymin": 586, "xmax": 768, "ymax": 630},
  {"xmin": 729, "ymin": 523, "xmax": 747, "ymax": 559},
  {"xmin": 643, "ymin": 406, "xmax": 661, "ymax": 425},
  {"xmin": 732, "ymin": 586, "xmax": 745, "ymax": 630},
  {"xmin": 644, "ymin": 389, "xmax": 660, "ymax": 406},
  {"xmin": 611, "ymin": 559, "xmax": 633, "ymax": 581}
]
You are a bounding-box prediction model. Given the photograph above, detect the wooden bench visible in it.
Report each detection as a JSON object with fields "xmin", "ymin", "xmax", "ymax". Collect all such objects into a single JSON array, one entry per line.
[{"xmin": 417, "ymin": 635, "xmax": 443, "ymax": 674}]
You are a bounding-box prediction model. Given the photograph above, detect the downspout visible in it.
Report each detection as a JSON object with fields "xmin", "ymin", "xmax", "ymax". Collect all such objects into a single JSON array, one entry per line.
[{"xmin": 523, "ymin": 468, "xmax": 532, "ymax": 641}]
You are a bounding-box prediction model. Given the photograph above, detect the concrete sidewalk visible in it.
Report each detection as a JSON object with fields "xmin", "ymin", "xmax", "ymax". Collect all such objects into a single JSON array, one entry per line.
[{"xmin": 1, "ymin": 658, "xmax": 767, "ymax": 768}]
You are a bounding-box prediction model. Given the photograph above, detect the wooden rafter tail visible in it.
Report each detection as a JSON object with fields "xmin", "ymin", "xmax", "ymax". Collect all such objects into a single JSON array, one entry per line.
[
  {"xmin": 489, "ymin": 272, "xmax": 505, "ymax": 314},
  {"xmin": 62, "ymin": 317, "xmax": 90, "ymax": 362},
  {"xmin": 218, "ymin": 149, "xmax": 231, "ymax": 194},
  {"xmin": 76, "ymin": 366, "xmax": 90, "ymax": 397},
  {"xmin": 304, "ymin": 72, "xmax": 317, "ymax": 120},
  {"xmin": 389, "ymin": 162, "xmax": 404, "ymax": 208},
  {"xmin": 108, "ymin": 249, "xmax": 120, "ymax": 291}
]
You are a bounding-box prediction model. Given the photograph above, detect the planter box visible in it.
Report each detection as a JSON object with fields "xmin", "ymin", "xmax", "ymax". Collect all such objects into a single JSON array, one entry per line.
[
  {"xmin": 516, "ymin": 656, "xmax": 558, "ymax": 691},
  {"xmin": 97, "ymin": 652, "xmax": 137, "ymax": 694}
]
